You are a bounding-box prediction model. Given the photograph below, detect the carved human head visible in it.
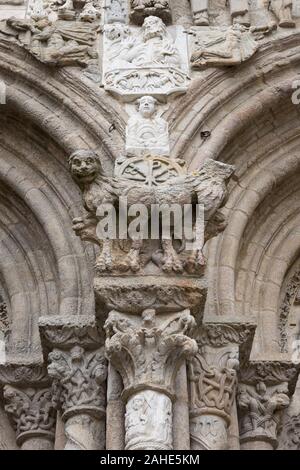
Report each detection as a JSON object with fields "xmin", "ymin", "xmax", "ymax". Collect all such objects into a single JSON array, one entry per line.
[
  {"xmin": 136, "ymin": 95, "xmax": 158, "ymax": 118},
  {"xmin": 105, "ymin": 22, "xmax": 131, "ymax": 41},
  {"xmin": 142, "ymin": 16, "xmax": 167, "ymax": 41},
  {"xmin": 69, "ymin": 150, "xmax": 102, "ymax": 185}
]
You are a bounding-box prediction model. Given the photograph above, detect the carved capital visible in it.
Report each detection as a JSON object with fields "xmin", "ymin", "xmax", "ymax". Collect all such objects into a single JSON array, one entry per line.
[
  {"xmin": 3, "ymin": 385, "xmax": 56, "ymax": 446},
  {"xmin": 187, "ymin": 322, "xmax": 255, "ymax": 450},
  {"xmin": 104, "ymin": 309, "xmax": 197, "ymax": 399},
  {"xmin": 47, "ymin": 346, "xmax": 107, "ymax": 421},
  {"xmin": 188, "ymin": 342, "xmax": 239, "ymax": 450},
  {"xmin": 237, "ymin": 362, "xmax": 297, "ymax": 448},
  {"xmin": 189, "ymin": 346, "xmax": 239, "ymax": 423}
]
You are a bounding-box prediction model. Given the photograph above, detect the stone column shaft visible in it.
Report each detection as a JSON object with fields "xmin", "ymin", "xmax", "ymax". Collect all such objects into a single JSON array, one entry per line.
[{"xmin": 104, "ymin": 308, "xmax": 198, "ymax": 450}]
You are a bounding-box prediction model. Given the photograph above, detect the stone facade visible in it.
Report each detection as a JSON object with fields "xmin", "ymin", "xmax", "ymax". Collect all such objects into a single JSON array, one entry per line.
[{"xmin": 0, "ymin": 0, "xmax": 300, "ymax": 451}]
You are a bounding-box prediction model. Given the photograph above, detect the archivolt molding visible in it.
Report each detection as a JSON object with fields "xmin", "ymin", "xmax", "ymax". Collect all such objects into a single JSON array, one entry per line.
[
  {"xmin": 201, "ymin": 92, "xmax": 300, "ymax": 357},
  {"xmin": 0, "ymin": 40, "xmax": 125, "ymax": 165},
  {"xmin": 167, "ymin": 32, "xmax": 300, "ymax": 164},
  {"xmin": 0, "ymin": 40, "xmax": 129, "ymax": 362}
]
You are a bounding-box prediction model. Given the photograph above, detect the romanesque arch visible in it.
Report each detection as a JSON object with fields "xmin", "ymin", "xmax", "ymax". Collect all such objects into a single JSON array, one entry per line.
[{"xmin": 0, "ymin": 0, "xmax": 299, "ymax": 452}]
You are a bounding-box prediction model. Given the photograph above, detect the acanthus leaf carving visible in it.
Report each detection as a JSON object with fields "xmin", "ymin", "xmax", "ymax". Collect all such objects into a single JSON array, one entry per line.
[
  {"xmin": 104, "ymin": 308, "xmax": 197, "ymax": 398},
  {"xmin": 48, "ymin": 345, "xmax": 107, "ymax": 419}
]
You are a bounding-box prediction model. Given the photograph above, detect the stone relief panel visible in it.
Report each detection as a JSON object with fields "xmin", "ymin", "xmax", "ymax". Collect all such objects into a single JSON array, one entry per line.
[
  {"xmin": 190, "ymin": 23, "xmax": 259, "ymax": 68},
  {"xmin": 125, "ymin": 390, "xmax": 172, "ymax": 450},
  {"xmin": 0, "ymin": 0, "xmax": 101, "ymax": 67},
  {"xmin": 186, "ymin": 0, "xmax": 296, "ymax": 29},
  {"xmin": 125, "ymin": 95, "xmax": 169, "ymax": 156},
  {"xmin": 102, "ymin": 16, "xmax": 189, "ymax": 100}
]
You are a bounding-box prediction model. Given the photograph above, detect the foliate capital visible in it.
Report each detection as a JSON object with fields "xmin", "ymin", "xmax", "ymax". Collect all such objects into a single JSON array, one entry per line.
[
  {"xmin": 47, "ymin": 345, "xmax": 107, "ymax": 420},
  {"xmin": 104, "ymin": 309, "xmax": 197, "ymax": 399}
]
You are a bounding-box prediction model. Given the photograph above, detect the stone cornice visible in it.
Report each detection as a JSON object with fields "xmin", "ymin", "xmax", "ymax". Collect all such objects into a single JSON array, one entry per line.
[{"xmin": 39, "ymin": 315, "xmax": 104, "ymax": 351}]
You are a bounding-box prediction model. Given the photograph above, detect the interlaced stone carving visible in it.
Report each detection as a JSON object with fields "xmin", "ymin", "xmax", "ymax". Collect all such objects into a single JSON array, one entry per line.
[
  {"xmin": 188, "ymin": 342, "xmax": 239, "ymax": 449},
  {"xmin": 0, "ymin": 364, "xmax": 56, "ymax": 448},
  {"xmin": 3, "ymin": 385, "xmax": 56, "ymax": 446},
  {"xmin": 187, "ymin": 323, "xmax": 255, "ymax": 450}
]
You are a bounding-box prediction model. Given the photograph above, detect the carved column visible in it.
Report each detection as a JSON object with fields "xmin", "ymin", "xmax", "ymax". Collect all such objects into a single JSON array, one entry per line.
[
  {"xmin": 39, "ymin": 316, "xmax": 107, "ymax": 450},
  {"xmin": 188, "ymin": 323, "xmax": 255, "ymax": 450},
  {"xmin": 104, "ymin": 308, "xmax": 198, "ymax": 450},
  {"xmin": 0, "ymin": 364, "xmax": 56, "ymax": 450},
  {"xmin": 237, "ymin": 361, "xmax": 297, "ymax": 450}
]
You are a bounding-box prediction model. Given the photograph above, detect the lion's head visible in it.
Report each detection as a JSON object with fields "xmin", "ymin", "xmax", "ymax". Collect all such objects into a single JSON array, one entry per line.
[{"xmin": 69, "ymin": 150, "xmax": 102, "ymax": 185}]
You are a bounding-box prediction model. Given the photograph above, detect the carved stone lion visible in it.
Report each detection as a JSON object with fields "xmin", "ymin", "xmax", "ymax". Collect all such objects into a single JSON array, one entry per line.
[{"xmin": 69, "ymin": 149, "xmax": 234, "ymax": 273}]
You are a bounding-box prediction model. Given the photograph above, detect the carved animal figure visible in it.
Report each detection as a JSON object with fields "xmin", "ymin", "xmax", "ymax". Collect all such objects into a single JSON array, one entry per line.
[{"xmin": 69, "ymin": 150, "xmax": 234, "ymax": 273}]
